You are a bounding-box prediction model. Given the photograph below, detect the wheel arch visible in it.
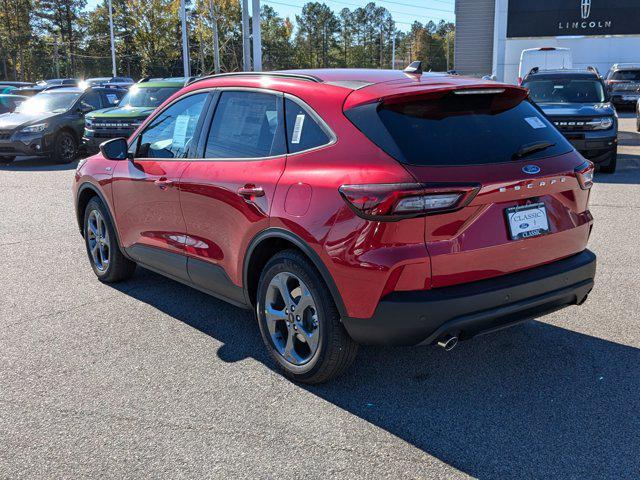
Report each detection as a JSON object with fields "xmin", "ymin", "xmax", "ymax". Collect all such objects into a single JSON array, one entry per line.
[
  {"xmin": 243, "ymin": 228, "xmax": 347, "ymax": 318},
  {"xmin": 75, "ymin": 182, "xmax": 124, "ymax": 252}
]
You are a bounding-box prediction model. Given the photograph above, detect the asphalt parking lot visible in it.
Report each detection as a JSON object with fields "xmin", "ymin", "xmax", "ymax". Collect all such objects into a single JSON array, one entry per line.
[{"xmin": 1, "ymin": 114, "xmax": 639, "ymax": 479}]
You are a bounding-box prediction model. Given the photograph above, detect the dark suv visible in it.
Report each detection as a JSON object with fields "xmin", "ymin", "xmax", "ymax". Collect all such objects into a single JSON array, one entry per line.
[
  {"xmin": 523, "ymin": 68, "xmax": 618, "ymax": 173},
  {"xmin": 74, "ymin": 69, "xmax": 596, "ymax": 383},
  {"xmin": 0, "ymin": 86, "xmax": 125, "ymax": 163},
  {"xmin": 605, "ymin": 63, "xmax": 640, "ymax": 108},
  {"xmin": 83, "ymin": 79, "xmax": 184, "ymax": 154}
]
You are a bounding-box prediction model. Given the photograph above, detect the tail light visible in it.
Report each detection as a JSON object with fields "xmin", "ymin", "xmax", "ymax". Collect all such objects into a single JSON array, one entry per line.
[
  {"xmin": 575, "ymin": 161, "xmax": 595, "ymax": 190},
  {"xmin": 338, "ymin": 183, "xmax": 480, "ymax": 221}
]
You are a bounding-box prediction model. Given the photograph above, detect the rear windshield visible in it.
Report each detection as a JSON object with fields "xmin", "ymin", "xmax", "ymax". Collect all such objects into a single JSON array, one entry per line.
[
  {"xmin": 611, "ymin": 70, "xmax": 640, "ymax": 81},
  {"xmin": 345, "ymin": 94, "xmax": 573, "ymax": 166},
  {"xmin": 523, "ymin": 78, "xmax": 606, "ymax": 103}
]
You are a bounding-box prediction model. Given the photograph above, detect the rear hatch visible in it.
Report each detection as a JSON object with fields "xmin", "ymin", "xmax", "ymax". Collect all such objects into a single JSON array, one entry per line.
[
  {"xmin": 607, "ymin": 69, "xmax": 640, "ymax": 95},
  {"xmin": 345, "ymin": 82, "xmax": 593, "ymax": 288}
]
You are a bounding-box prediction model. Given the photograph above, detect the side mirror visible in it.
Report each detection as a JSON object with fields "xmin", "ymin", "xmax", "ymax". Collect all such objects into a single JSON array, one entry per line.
[
  {"xmin": 99, "ymin": 137, "xmax": 129, "ymax": 160},
  {"xmin": 78, "ymin": 103, "xmax": 93, "ymax": 114}
]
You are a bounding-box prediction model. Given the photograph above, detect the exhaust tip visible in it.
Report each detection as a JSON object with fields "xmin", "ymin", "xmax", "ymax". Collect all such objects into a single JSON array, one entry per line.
[{"xmin": 437, "ymin": 335, "xmax": 459, "ymax": 351}]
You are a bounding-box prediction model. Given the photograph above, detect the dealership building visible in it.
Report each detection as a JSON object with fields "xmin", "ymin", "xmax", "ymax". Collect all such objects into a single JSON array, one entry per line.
[{"xmin": 454, "ymin": 0, "xmax": 640, "ymax": 84}]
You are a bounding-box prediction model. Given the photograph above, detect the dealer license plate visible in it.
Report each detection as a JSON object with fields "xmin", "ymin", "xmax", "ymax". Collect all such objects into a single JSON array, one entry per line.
[
  {"xmin": 623, "ymin": 95, "xmax": 639, "ymax": 101},
  {"xmin": 505, "ymin": 203, "xmax": 550, "ymax": 240}
]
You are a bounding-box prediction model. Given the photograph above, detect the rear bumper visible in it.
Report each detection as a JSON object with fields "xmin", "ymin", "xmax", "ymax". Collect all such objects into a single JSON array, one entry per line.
[
  {"xmin": 342, "ymin": 250, "xmax": 596, "ymax": 346},
  {"xmin": 611, "ymin": 93, "xmax": 639, "ymax": 105}
]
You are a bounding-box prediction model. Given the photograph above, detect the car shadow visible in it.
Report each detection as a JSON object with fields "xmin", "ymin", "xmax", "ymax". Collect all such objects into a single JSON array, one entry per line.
[
  {"xmin": 0, "ymin": 156, "xmax": 78, "ymax": 171},
  {"xmin": 110, "ymin": 267, "xmax": 640, "ymax": 478},
  {"xmin": 594, "ymin": 153, "xmax": 640, "ymax": 185}
]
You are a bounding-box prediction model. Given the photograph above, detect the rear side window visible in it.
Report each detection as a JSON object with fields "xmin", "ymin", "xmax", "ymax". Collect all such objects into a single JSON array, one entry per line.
[
  {"xmin": 284, "ymin": 98, "xmax": 330, "ymax": 153},
  {"xmin": 204, "ymin": 91, "xmax": 285, "ymax": 159},
  {"xmin": 611, "ymin": 70, "xmax": 640, "ymax": 81},
  {"xmin": 346, "ymin": 94, "xmax": 573, "ymax": 166}
]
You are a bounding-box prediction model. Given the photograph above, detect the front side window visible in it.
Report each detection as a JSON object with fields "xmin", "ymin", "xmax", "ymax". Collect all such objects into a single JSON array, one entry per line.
[
  {"xmin": 524, "ymin": 78, "xmax": 606, "ymax": 103},
  {"xmin": 204, "ymin": 91, "xmax": 285, "ymax": 159},
  {"xmin": 135, "ymin": 93, "xmax": 207, "ymax": 159},
  {"xmin": 80, "ymin": 91, "xmax": 102, "ymax": 111},
  {"xmin": 284, "ymin": 98, "xmax": 330, "ymax": 153}
]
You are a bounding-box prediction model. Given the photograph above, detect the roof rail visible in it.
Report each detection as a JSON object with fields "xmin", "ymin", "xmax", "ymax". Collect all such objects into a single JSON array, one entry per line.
[{"xmin": 186, "ymin": 71, "xmax": 323, "ymax": 86}]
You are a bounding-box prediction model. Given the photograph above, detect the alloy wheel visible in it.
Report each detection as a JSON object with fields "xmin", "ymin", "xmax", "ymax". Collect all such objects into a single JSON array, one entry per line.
[
  {"xmin": 87, "ymin": 209, "xmax": 110, "ymax": 272},
  {"xmin": 60, "ymin": 135, "xmax": 76, "ymax": 161},
  {"xmin": 264, "ymin": 272, "xmax": 320, "ymax": 366}
]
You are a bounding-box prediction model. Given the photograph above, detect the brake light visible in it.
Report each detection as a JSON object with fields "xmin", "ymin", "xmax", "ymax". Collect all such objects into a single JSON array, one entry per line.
[
  {"xmin": 575, "ymin": 161, "xmax": 595, "ymax": 190},
  {"xmin": 338, "ymin": 183, "xmax": 480, "ymax": 221}
]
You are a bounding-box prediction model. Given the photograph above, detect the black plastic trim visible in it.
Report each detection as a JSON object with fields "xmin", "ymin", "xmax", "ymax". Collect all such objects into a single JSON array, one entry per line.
[
  {"xmin": 75, "ymin": 183, "xmax": 125, "ymax": 250},
  {"xmin": 342, "ymin": 250, "xmax": 596, "ymax": 346},
  {"xmin": 125, "ymin": 244, "xmax": 249, "ymax": 309},
  {"xmin": 243, "ymin": 228, "xmax": 347, "ymax": 317},
  {"xmin": 187, "ymin": 257, "xmax": 246, "ymax": 306}
]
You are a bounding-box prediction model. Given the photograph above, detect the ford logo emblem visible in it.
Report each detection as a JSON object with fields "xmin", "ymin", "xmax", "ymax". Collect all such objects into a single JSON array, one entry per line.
[
  {"xmin": 523, "ymin": 165, "xmax": 541, "ymax": 175},
  {"xmin": 520, "ymin": 223, "xmax": 530, "ymax": 229}
]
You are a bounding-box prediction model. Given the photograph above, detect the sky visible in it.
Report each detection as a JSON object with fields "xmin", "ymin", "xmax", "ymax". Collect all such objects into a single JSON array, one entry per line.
[{"xmin": 84, "ymin": 0, "xmax": 455, "ymax": 32}]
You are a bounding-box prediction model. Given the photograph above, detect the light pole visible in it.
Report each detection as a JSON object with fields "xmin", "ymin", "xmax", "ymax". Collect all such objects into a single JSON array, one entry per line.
[
  {"xmin": 209, "ymin": 0, "xmax": 221, "ymax": 74},
  {"xmin": 107, "ymin": 0, "xmax": 117, "ymax": 77},
  {"xmin": 251, "ymin": 0, "xmax": 262, "ymax": 71},
  {"xmin": 241, "ymin": 0, "xmax": 251, "ymax": 71},
  {"xmin": 180, "ymin": 0, "xmax": 190, "ymax": 77}
]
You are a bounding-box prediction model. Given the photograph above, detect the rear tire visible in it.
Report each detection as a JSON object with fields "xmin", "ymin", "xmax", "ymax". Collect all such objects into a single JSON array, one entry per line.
[
  {"xmin": 599, "ymin": 148, "xmax": 617, "ymax": 174},
  {"xmin": 52, "ymin": 131, "xmax": 78, "ymax": 164},
  {"xmin": 256, "ymin": 250, "xmax": 358, "ymax": 384},
  {"xmin": 83, "ymin": 197, "xmax": 136, "ymax": 283}
]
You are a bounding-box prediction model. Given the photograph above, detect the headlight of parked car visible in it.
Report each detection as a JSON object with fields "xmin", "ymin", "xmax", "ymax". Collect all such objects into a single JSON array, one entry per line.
[
  {"xmin": 588, "ymin": 117, "xmax": 614, "ymax": 130},
  {"xmin": 85, "ymin": 118, "xmax": 94, "ymax": 128},
  {"xmin": 21, "ymin": 123, "xmax": 48, "ymax": 133}
]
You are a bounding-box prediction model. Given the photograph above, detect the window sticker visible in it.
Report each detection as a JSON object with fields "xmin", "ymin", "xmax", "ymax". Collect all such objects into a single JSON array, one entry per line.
[
  {"xmin": 524, "ymin": 116, "xmax": 547, "ymax": 129},
  {"xmin": 291, "ymin": 114, "xmax": 305, "ymax": 144},
  {"xmin": 106, "ymin": 94, "xmax": 119, "ymax": 105},
  {"xmin": 173, "ymin": 114, "xmax": 191, "ymax": 147}
]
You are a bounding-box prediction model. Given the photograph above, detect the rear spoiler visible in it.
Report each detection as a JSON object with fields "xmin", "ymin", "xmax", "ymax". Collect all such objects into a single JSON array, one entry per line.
[{"xmin": 344, "ymin": 81, "xmax": 529, "ymax": 110}]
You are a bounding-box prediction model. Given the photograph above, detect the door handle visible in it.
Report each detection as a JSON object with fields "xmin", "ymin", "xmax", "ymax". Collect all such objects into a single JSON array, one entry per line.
[
  {"xmin": 154, "ymin": 178, "xmax": 174, "ymax": 190},
  {"xmin": 238, "ymin": 184, "xmax": 265, "ymax": 198}
]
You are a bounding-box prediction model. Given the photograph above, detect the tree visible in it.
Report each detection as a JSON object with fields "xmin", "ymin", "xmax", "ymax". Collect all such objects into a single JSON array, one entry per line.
[
  {"xmin": 294, "ymin": 2, "xmax": 339, "ymax": 68},
  {"xmin": 35, "ymin": 0, "xmax": 87, "ymax": 76}
]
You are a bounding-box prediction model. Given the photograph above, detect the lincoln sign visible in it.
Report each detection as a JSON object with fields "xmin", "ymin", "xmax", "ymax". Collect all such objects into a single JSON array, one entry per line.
[{"xmin": 507, "ymin": 0, "xmax": 640, "ymax": 38}]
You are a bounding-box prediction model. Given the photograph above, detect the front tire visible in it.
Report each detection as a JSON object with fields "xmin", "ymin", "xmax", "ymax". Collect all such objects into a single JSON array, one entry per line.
[
  {"xmin": 52, "ymin": 131, "xmax": 78, "ymax": 163},
  {"xmin": 256, "ymin": 250, "xmax": 358, "ymax": 384},
  {"xmin": 599, "ymin": 147, "xmax": 617, "ymax": 174},
  {"xmin": 83, "ymin": 197, "xmax": 136, "ymax": 283}
]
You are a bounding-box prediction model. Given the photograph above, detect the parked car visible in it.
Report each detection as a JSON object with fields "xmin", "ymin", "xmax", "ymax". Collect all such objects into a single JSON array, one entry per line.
[
  {"xmin": 80, "ymin": 77, "xmax": 135, "ymax": 90},
  {"xmin": 0, "ymin": 85, "xmax": 125, "ymax": 163},
  {"xmin": 605, "ymin": 63, "xmax": 640, "ymax": 108},
  {"xmin": 518, "ymin": 47, "xmax": 572, "ymax": 85},
  {"xmin": 523, "ymin": 68, "xmax": 618, "ymax": 173},
  {"xmin": 0, "ymin": 94, "xmax": 27, "ymax": 114},
  {"xmin": 73, "ymin": 68, "xmax": 596, "ymax": 383},
  {"xmin": 0, "ymin": 81, "xmax": 34, "ymax": 94},
  {"xmin": 82, "ymin": 78, "xmax": 184, "ymax": 153},
  {"xmin": 636, "ymin": 98, "xmax": 640, "ymax": 132},
  {"xmin": 15, "ymin": 78, "xmax": 78, "ymax": 96}
]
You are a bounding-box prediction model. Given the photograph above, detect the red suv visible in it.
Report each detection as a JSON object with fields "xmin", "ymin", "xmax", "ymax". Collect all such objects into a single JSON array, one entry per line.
[{"xmin": 73, "ymin": 68, "xmax": 596, "ymax": 383}]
